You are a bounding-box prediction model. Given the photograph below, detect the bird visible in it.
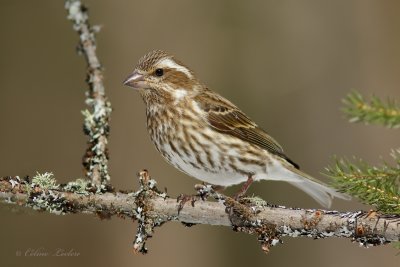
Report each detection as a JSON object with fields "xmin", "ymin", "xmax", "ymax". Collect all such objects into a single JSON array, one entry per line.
[{"xmin": 123, "ymin": 50, "xmax": 350, "ymax": 208}]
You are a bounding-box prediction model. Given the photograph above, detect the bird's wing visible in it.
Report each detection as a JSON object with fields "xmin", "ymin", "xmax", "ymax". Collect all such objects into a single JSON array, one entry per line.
[{"xmin": 194, "ymin": 90, "xmax": 299, "ymax": 169}]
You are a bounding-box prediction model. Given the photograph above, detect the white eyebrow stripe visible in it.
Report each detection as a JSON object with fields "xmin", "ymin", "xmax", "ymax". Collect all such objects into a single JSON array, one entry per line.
[{"xmin": 159, "ymin": 58, "xmax": 193, "ymax": 79}]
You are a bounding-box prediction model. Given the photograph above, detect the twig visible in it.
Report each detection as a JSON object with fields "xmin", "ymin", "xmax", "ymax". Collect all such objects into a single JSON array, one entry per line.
[
  {"xmin": 65, "ymin": 0, "xmax": 111, "ymax": 185},
  {"xmin": 1, "ymin": 171, "xmax": 399, "ymax": 254}
]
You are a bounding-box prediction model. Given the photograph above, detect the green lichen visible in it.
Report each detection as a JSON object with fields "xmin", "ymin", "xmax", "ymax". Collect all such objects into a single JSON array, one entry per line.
[
  {"xmin": 26, "ymin": 172, "xmax": 69, "ymax": 215},
  {"xmin": 65, "ymin": 178, "xmax": 90, "ymax": 195},
  {"xmin": 31, "ymin": 172, "xmax": 58, "ymax": 190},
  {"xmin": 241, "ymin": 195, "xmax": 268, "ymax": 207},
  {"xmin": 31, "ymin": 190, "xmax": 67, "ymax": 215}
]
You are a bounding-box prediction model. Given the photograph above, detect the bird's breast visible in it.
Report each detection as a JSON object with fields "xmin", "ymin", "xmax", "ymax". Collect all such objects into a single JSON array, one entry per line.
[{"xmin": 145, "ymin": 105, "xmax": 271, "ymax": 185}]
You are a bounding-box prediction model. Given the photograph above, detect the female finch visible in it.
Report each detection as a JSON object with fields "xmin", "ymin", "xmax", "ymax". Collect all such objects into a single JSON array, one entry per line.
[{"xmin": 123, "ymin": 50, "xmax": 349, "ymax": 208}]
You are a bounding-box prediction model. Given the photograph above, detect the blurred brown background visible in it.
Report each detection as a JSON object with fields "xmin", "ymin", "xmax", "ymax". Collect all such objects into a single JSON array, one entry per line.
[{"xmin": 1, "ymin": 0, "xmax": 399, "ymax": 266}]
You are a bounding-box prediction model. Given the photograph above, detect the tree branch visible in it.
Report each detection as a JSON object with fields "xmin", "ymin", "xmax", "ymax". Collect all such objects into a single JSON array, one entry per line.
[
  {"xmin": 65, "ymin": 0, "xmax": 112, "ymax": 185},
  {"xmin": 1, "ymin": 171, "xmax": 399, "ymax": 254}
]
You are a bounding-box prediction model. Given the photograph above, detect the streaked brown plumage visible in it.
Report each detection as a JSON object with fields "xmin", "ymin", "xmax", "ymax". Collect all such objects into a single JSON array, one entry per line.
[{"xmin": 123, "ymin": 50, "xmax": 350, "ymax": 207}]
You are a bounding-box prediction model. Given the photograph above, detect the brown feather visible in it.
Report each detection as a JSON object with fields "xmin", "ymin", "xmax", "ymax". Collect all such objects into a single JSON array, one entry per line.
[{"xmin": 195, "ymin": 89, "xmax": 300, "ymax": 169}]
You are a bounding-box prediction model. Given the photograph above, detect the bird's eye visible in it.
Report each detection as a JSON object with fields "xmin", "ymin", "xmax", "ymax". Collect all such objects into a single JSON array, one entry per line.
[{"xmin": 155, "ymin": 68, "xmax": 164, "ymax": 77}]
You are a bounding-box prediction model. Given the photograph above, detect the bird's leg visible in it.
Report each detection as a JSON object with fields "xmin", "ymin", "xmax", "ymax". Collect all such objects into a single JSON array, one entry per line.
[
  {"xmin": 233, "ymin": 175, "xmax": 254, "ymax": 200},
  {"xmin": 226, "ymin": 176, "xmax": 255, "ymax": 227}
]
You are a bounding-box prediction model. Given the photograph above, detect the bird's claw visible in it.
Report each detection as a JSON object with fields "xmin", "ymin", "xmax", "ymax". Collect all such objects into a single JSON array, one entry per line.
[
  {"xmin": 177, "ymin": 194, "xmax": 198, "ymax": 214},
  {"xmin": 177, "ymin": 183, "xmax": 221, "ymax": 214}
]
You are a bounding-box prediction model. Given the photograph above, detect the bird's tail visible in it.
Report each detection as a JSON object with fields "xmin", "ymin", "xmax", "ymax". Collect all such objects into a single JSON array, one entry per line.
[{"xmin": 268, "ymin": 164, "xmax": 351, "ymax": 208}]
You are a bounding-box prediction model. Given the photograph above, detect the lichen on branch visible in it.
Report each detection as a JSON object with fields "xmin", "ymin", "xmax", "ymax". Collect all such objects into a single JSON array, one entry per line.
[
  {"xmin": 65, "ymin": 0, "xmax": 112, "ymax": 186},
  {"xmin": 1, "ymin": 171, "xmax": 399, "ymax": 254}
]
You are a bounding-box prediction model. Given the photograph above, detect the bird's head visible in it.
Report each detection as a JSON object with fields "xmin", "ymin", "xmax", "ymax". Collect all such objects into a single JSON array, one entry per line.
[{"xmin": 123, "ymin": 50, "xmax": 202, "ymax": 101}]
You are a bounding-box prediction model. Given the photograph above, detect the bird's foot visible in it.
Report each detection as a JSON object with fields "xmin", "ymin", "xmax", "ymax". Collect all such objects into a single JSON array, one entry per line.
[{"xmin": 177, "ymin": 194, "xmax": 198, "ymax": 214}]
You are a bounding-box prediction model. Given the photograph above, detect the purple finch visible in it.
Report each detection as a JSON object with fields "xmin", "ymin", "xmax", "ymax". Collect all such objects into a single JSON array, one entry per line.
[{"xmin": 123, "ymin": 50, "xmax": 349, "ymax": 208}]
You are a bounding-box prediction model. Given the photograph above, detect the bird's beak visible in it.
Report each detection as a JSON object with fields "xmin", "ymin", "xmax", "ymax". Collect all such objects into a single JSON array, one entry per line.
[{"xmin": 123, "ymin": 70, "xmax": 146, "ymax": 89}]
